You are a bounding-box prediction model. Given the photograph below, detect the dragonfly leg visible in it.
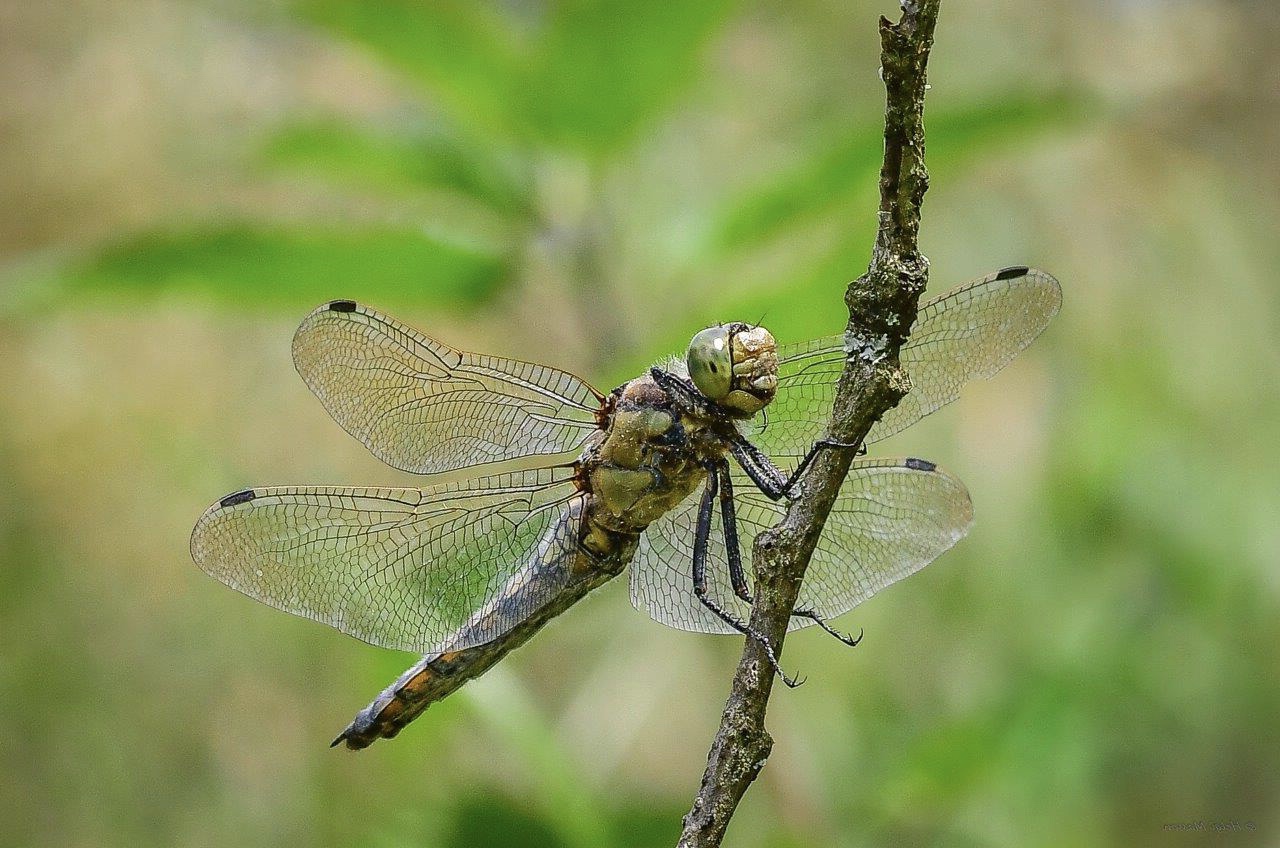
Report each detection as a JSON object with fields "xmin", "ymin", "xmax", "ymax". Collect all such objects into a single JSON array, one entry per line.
[
  {"xmin": 777, "ymin": 438, "xmax": 864, "ymax": 496},
  {"xmin": 789, "ymin": 608, "xmax": 865, "ymax": 647},
  {"xmin": 720, "ymin": 461, "xmax": 853, "ymax": 643},
  {"xmin": 694, "ymin": 463, "xmax": 804, "ymax": 688},
  {"xmin": 649, "ymin": 367, "xmax": 715, "ymax": 418},
  {"xmin": 729, "ymin": 439, "xmax": 789, "ymax": 500},
  {"xmin": 716, "ymin": 459, "xmax": 754, "ymax": 606},
  {"xmin": 720, "ymin": 460, "xmax": 864, "ymax": 643},
  {"xmin": 732, "ymin": 437, "xmax": 862, "ymax": 501}
]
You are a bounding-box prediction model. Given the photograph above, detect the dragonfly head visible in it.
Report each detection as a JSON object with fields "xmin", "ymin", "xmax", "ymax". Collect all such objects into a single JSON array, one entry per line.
[{"xmin": 685, "ymin": 322, "xmax": 778, "ymax": 417}]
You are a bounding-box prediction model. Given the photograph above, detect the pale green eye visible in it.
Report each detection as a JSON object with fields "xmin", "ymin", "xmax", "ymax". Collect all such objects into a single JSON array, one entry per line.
[{"xmin": 686, "ymin": 326, "xmax": 733, "ymax": 400}]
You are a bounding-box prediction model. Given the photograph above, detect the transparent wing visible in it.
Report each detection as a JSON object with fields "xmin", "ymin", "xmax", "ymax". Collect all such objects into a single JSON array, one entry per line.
[
  {"xmin": 755, "ymin": 267, "xmax": 1062, "ymax": 457},
  {"xmin": 629, "ymin": 457, "xmax": 973, "ymax": 633},
  {"xmin": 292, "ymin": 300, "xmax": 604, "ymax": 474},
  {"xmin": 631, "ymin": 487, "xmax": 739, "ymax": 635},
  {"xmin": 190, "ymin": 468, "xmax": 585, "ymax": 654}
]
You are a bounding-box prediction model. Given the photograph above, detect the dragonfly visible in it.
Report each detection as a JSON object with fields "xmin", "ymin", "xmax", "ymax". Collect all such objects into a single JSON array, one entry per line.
[{"xmin": 191, "ymin": 266, "xmax": 1060, "ymax": 749}]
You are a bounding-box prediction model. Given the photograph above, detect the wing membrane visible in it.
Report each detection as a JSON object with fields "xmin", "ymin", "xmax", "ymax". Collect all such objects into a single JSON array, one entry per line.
[
  {"xmin": 190, "ymin": 468, "xmax": 584, "ymax": 654},
  {"xmin": 629, "ymin": 457, "xmax": 973, "ymax": 633},
  {"xmin": 293, "ymin": 301, "xmax": 603, "ymax": 474},
  {"xmin": 755, "ymin": 267, "xmax": 1062, "ymax": 457}
]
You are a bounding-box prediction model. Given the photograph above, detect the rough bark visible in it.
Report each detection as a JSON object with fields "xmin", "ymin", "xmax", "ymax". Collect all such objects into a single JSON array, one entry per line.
[{"xmin": 676, "ymin": 3, "xmax": 941, "ymax": 845}]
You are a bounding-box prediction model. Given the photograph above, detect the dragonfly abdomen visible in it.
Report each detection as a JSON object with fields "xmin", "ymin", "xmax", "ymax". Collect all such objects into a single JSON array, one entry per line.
[
  {"xmin": 333, "ymin": 519, "xmax": 636, "ymax": 750},
  {"xmin": 334, "ymin": 651, "xmax": 461, "ymax": 748}
]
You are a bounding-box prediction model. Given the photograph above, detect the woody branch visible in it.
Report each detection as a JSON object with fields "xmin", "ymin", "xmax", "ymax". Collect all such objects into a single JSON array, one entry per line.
[{"xmin": 676, "ymin": 3, "xmax": 941, "ymax": 846}]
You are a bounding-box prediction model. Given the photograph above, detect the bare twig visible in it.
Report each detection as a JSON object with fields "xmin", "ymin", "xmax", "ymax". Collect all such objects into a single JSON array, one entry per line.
[{"xmin": 676, "ymin": 3, "xmax": 941, "ymax": 846}]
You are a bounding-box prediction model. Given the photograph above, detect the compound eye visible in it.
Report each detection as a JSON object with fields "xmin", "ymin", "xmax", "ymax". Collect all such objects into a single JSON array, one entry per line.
[{"xmin": 685, "ymin": 326, "xmax": 733, "ymax": 400}]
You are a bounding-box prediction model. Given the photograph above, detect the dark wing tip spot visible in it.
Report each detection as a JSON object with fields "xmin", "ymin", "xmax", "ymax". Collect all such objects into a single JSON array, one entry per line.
[
  {"xmin": 904, "ymin": 457, "xmax": 937, "ymax": 472},
  {"xmin": 995, "ymin": 265, "xmax": 1030, "ymax": 281},
  {"xmin": 327, "ymin": 299, "xmax": 358, "ymax": 313},
  {"xmin": 219, "ymin": 489, "xmax": 256, "ymax": 508}
]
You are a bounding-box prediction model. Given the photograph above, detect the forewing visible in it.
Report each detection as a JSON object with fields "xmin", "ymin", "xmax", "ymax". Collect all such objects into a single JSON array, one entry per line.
[
  {"xmin": 293, "ymin": 301, "xmax": 603, "ymax": 474},
  {"xmin": 190, "ymin": 468, "xmax": 584, "ymax": 654},
  {"xmin": 755, "ymin": 267, "xmax": 1062, "ymax": 457},
  {"xmin": 629, "ymin": 458, "xmax": 972, "ymax": 633}
]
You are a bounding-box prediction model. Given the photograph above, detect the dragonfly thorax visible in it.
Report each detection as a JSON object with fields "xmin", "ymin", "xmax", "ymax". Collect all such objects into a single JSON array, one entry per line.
[{"xmin": 685, "ymin": 323, "xmax": 779, "ymax": 417}]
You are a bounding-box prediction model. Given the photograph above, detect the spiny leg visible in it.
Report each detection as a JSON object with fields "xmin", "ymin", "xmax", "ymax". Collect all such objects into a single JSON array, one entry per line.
[
  {"xmin": 732, "ymin": 437, "xmax": 862, "ymax": 501},
  {"xmin": 728, "ymin": 437, "xmax": 786, "ymax": 500},
  {"xmin": 789, "ymin": 608, "xmax": 865, "ymax": 647},
  {"xmin": 717, "ymin": 461, "xmax": 863, "ymax": 648},
  {"xmin": 779, "ymin": 438, "xmax": 865, "ymax": 495},
  {"xmin": 716, "ymin": 460, "xmax": 753, "ymax": 606},
  {"xmin": 693, "ymin": 463, "xmax": 804, "ymax": 688}
]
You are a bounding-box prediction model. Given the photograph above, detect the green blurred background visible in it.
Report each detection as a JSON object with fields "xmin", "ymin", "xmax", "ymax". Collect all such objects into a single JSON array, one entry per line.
[{"xmin": 2, "ymin": 1, "xmax": 1277, "ymax": 846}]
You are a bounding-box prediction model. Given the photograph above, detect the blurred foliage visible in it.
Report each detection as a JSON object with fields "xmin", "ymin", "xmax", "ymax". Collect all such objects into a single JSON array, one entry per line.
[
  {"xmin": 67, "ymin": 224, "xmax": 509, "ymax": 308},
  {"xmin": 298, "ymin": 0, "xmax": 738, "ymax": 152},
  {"xmin": 2, "ymin": 1, "xmax": 1278, "ymax": 847},
  {"xmin": 261, "ymin": 118, "xmax": 531, "ymax": 214},
  {"xmin": 24, "ymin": 0, "xmax": 1078, "ymax": 333},
  {"xmin": 711, "ymin": 90, "xmax": 1087, "ymax": 251}
]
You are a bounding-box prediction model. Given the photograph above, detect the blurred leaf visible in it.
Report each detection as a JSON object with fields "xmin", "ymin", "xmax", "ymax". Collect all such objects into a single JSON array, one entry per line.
[
  {"xmin": 298, "ymin": 0, "xmax": 738, "ymax": 155},
  {"xmin": 448, "ymin": 797, "xmax": 560, "ymax": 848},
  {"xmin": 610, "ymin": 805, "xmax": 684, "ymax": 847},
  {"xmin": 69, "ymin": 225, "xmax": 509, "ymax": 308},
  {"xmin": 714, "ymin": 235, "xmax": 874, "ymax": 347},
  {"xmin": 713, "ymin": 90, "xmax": 1089, "ymax": 251},
  {"xmin": 464, "ymin": 670, "xmax": 617, "ymax": 848},
  {"xmin": 297, "ymin": 0, "xmax": 525, "ymax": 139},
  {"xmin": 261, "ymin": 118, "xmax": 532, "ymax": 216},
  {"xmin": 523, "ymin": 0, "xmax": 738, "ymax": 152},
  {"xmin": 890, "ymin": 715, "xmax": 999, "ymax": 809},
  {"xmin": 713, "ymin": 121, "xmax": 883, "ymax": 252}
]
